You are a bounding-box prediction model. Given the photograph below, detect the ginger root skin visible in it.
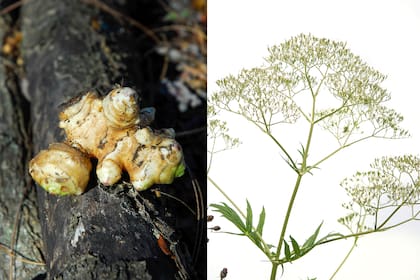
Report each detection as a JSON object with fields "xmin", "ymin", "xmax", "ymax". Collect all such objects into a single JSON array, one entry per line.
[
  {"xmin": 29, "ymin": 87, "xmax": 185, "ymax": 195},
  {"xmin": 29, "ymin": 143, "xmax": 92, "ymax": 195}
]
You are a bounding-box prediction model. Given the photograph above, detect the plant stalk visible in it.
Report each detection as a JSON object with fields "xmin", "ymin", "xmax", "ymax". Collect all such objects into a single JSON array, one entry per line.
[
  {"xmin": 270, "ymin": 173, "xmax": 303, "ymax": 280},
  {"xmin": 329, "ymin": 237, "xmax": 358, "ymax": 280},
  {"xmin": 208, "ymin": 175, "xmax": 246, "ymax": 219},
  {"xmin": 271, "ymin": 79, "xmax": 317, "ymax": 279}
]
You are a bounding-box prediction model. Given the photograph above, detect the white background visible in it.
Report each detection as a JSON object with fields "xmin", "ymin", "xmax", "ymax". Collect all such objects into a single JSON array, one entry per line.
[{"xmin": 207, "ymin": 1, "xmax": 420, "ymax": 279}]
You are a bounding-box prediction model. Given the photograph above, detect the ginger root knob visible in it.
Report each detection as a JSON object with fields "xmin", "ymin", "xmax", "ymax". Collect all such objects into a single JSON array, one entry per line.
[
  {"xmin": 29, "ymin": 87, "xmax": 185, "ymax": 195},
  {"xmin": 29, "ymin": 143, "xmax": 92, "ymax": 195}
]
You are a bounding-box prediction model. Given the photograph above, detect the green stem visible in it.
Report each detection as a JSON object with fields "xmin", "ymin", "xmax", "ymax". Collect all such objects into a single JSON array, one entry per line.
[
  {"xmin": 310, "ymin": 134, "xmax": 374, "ymax": 171},
  {"xmin": 318, "ymin": 214, "xmax": 417, "ymax": 246},
  {"xmin": 318, "ymin": 229, "xmax": 375, "ymax": 245},
  {"xmin": 270, "ymin": 263, "xmax": 280, "ymax": 280},
  {"xmin": 377, "ymin": 188, "xmax": 416, "ymax": 230},
  {"xmin": 208, "ymin": 175, "xmax": 272, "ymax": 256},
  {"xmin": 275, "ymin": 174, "xmax": 304, "ymax": 255},
  {"xmin": 208, "ymin": 176, "xmax": 246, "ymax": 219},
  {"xmin": 329, "ymin": 237, "xmax": 358, "ymax": 280},
  {"xmin": 271, "ymin": 86, "xmax": 317, "ymax": 280},
  {"xmin": 207, "ymin": 136, "xmax": 217, "ymax": 174},
  {"xmin": 220, "ymin": 104, "xmax": 298, "ymax": 172},
  {"xmin": 266, "ymin": 131, "xmax": 299, "ymax": 172},
  {"xmin": 270, "ymin": 174, "xmax": 304, "ymax": 280}
]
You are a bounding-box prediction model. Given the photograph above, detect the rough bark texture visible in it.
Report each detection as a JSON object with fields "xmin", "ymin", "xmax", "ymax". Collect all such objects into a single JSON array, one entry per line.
[
  {"xmin": 4, "ymin": 0, "xmax": 207, "ymax": 279},
  {"xmin": 0, "ymin": 16, "xmax": 45, "ymax": 280}
]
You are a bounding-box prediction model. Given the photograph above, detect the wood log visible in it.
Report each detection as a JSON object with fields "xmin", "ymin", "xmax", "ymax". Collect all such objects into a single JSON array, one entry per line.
[
  {"xmin": 20, "ymin": 0, "xmax": 206, "ymax": 279},
  {"xmin": 0, "ymin": 16, "xmax": 45, "ymax": 280}
]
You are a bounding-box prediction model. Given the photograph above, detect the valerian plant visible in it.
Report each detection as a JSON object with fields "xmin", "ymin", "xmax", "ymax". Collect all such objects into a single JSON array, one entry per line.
[{"xmin": 207, "ymin": 34, "xmax": 419, "ymax": 280}]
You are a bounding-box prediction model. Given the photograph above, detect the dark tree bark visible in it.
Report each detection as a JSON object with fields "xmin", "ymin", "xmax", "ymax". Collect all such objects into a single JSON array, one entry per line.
[
  {"xmin": 1, "ymin": 0, "xmax": 205, "ymax": 279},
  {"xmin": 0, "ymin": 16, "xmax": 45, "ymax": 280}
]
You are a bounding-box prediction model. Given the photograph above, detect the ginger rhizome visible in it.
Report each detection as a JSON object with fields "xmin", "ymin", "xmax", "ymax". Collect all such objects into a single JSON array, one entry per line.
[{"xmin": 29, "ymin": 87, "xmax": 185, "ymax": 195}]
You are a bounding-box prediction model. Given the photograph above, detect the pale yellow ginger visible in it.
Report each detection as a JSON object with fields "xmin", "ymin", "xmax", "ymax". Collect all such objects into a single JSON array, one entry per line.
[
  {"xmin": 29, "ymin": 143, "xmax": 92, "ymax": 195},
  {"xmin": 29, "ymin": 87, "xmax": 185, "ymax": 195}
]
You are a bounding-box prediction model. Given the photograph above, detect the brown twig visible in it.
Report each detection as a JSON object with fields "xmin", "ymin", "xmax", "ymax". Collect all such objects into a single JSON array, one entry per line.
[
  {"xmin": 153, "ymin": 24, "xmax": 207, "ymax": 56},
  {"xmin": 180, "ymin": 64, "xmax": 207, "ymax": 80},
  {"xmin": 160, "ymin": 53, "xmax": 169, "ymax": 80},
  {"xmin": 175, "ymin": 126, "xmax": 206, "ymax": 138},
  {"xmin": 191, "ymin": 175, "xmax": 205, "ymax": 265},
  {"xmin": 158, "ymin": 34, "xmax": 170, "ymax": 80},
  {"xmin": 80, "ymin": 0, "xmax": 161, "ymax": 44},
  {"xmin": 9, "ymin": 181, "xmax": 32, "ymax": 280},
  {"xmin": 153, "ymin": 24, "xmax": 207, "ymax": 40},
  {"xmin": 157, "ymin": 0, "xmax": 172, "ymax": 13},
  {"xmin": 151, "ymin": 189, "xmax": 196, "ymax": 216},
  {"xmin": 0, "ymin": 243, "xmax": 45, "ymax": 266},
  {"xmin": 0, "ymin": 0, "xmax": 28, "ymax": 15}
]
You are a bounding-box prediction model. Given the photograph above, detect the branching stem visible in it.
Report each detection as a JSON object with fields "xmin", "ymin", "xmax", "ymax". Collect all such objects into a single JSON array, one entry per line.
[{"xmin": 270, "ymin": 70, "xmax": 318, "ymax": 280}]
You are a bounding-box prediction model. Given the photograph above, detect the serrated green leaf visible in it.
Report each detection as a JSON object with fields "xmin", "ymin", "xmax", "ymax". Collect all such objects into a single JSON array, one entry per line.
[
  {"xmin": 256, "ymin": 206, "xmax": 266, "ymax": 236},
  {"xmin": 210, "ymin": 203, "xmax": 246, "ymax": 233},
  {"xmin": 246, "ymin": 200, "xmax": 253, "ymax": 232},
  {"xmin": 303, "ymin": 222, "xmax": 323, "ymax": 250},
  {"xmin": 284, "ymin": 240, "xmax": 291, "ymax": 260},
  {"xmin": 290, "ymin": 236, "xmax": 301, "ymax": 257}
]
